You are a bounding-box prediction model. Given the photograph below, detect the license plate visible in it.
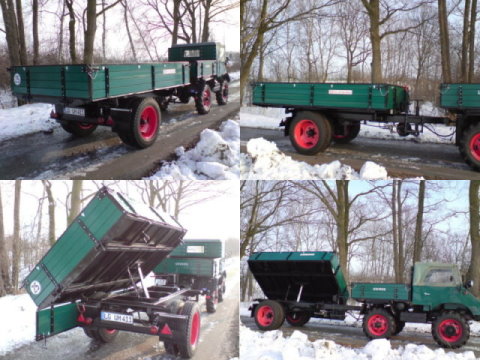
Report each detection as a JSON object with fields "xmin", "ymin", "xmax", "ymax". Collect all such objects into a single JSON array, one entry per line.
[
  {"xmin": 100, "ymin": 311, "xmax": 133, "ymax": 324},
  {"xmin": 64, "ymin": 107, "xmax": 85, "ymax": 117}
]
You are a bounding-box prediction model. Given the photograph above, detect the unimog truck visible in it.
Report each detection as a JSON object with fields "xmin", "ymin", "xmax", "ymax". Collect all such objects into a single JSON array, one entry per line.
[
  {"xmin": 154, "ymin": 239, "xmax": 227, "ymax": 313},
  {"xmin": 23, "ymin": 187, "xmax": 206, "ymax": 358},
  {"xmin": 248, "ymin": 251, "xmax": 480, "ymax": 348}
]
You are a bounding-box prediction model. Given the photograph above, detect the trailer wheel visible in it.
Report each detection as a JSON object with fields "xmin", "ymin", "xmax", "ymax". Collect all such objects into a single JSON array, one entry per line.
[
  {"xmin": 216, "ymin": 81, "xmax": 229, "ymax": 105},
  {"xmin": 83, "ymin": 327, "xmax": 97, "ymax": 339},
  {"xmin": 195, "ymin": 84, "xmax": 212, "ymax": 114},
  {"xmin": 95, "ymin": 328, "xmax": 119, "ymax": 343},
  {"xmin": 285, "ymin": 312, "xmax": 311, "ymax": 327},
  {"xmin": 177, "ymin": 301, "xmax": 201, "ymax": 358},
  {"xmin": 117, "ymin": 97, "xmax": 160, "ymax": 148},
  {"xmin": 289, "ymin": 111, "xmax": 332, "ymax": 155},
  {"xmin": 61, "ymin": 121, "xmax": 97, "ymax": 137},
  {"xmin": 363, "ymin": 308, "xmax": 395, "ymax": 339},
  {"xmin": 332, "ymin": 123, "xmax": 361, "ymax": 144},
  {"xmin": 393, "ymin": 320, "xmax": 405, "ymax": 335},
  {"xmin": 206, "ymin": 291, "xmax": 218, "ymax": 313},
  {"xmin": 164, "ymin": 341, "xmax": 179, "ymax": 356},
  {"xmin": 254, "ymin": 300, "xmax": 285, "ymax": 331},
  {"xmin": 432, "ymin": 312, "xmax": 469, "ymax": 348},
  {"xmin": 460, "ymin": 123, "xmax": 480, "ymax": 171}
]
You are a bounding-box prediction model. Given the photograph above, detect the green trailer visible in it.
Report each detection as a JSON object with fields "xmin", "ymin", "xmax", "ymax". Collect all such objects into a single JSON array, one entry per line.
[
  {"xmin": 250, "ymin": 81, "xmax": 480, "ymax": 171},
  {"xmin": 248, "ymin": 252, "xmax": 480, "ymax": 349},
  {"xmin": 23, "ymin": 187, "xmax": 205, "ymax": 359},
  {"xmin": 154, "ymin": 239, "xmax": 226, "ymax": 313},
  {"xmin": 9, "ymin": 42, "xmax": 230, "ymax": 149}
]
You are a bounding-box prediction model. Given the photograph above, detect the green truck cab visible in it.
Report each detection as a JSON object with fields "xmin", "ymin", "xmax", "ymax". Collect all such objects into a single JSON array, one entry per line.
[
  {"xmin": 248, "ymin": 252, "xmax": 480, "ymax": 349},
  {"xmin": 352, "ymin": 262, "xmax": 480, "ymax": 348}
]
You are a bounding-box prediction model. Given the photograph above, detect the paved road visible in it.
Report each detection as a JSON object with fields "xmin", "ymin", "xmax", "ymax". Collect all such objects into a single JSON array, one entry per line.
[
  {"xmin": 2, "ymin": 259, "xmax": 239, "ymax": 360},
  {"xmin": 0, "ymin": 83, "xmax": 239, "ymax": 179},
  {"xmin": 240, "ymin": 126, "xmax": 480, "ymax": 179},
  {"xmin": 241, "ymin": 314, "xmax": 480, "ymax": 357}
]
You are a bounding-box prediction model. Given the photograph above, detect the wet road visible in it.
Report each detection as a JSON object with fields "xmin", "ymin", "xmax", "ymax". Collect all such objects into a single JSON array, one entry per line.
[
  {"xmin": 2, "ymin": 259, "xmax": 239, "ymax": 360},
  {"xmin": 241, "ymin": 315, "xmax": 480, "ymax": 357},
  {"xmin": 240, "ymin": 126, "xmax": 480, "ymax": 179},
  {"xmin": 0, "ymin": 83, "xmax": 239, "ymax": 179}
]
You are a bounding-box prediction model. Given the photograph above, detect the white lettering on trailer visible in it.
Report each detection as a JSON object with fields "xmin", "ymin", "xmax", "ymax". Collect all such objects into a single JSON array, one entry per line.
[
  {"xmin": 328, "ymin": 89, "xmax": 353, "ymax": 95},
  {"xmin": 300, "ymin": 253, "xmax": 315, "ymax": 256},
  {"xmin": 373, "ymin": 288, "xmax": 387, "ymax": 291},
  {"xmin": 175, "ymin": 262, "xmax": 189, "ymax": 266},
  {"xmin": 30, "ymin": 281, "xmax": 42, "ymax": 295},
  {"xmin": 163, "ymin": 69, "xmax": 177, "ymax": 75},
  {"xmin": 13, "ymin": 73, "xmax": 21, "ymax": 86},
  {"xmin": 187, "ymin": 245, "xmax": 205, "ymax": 254}
]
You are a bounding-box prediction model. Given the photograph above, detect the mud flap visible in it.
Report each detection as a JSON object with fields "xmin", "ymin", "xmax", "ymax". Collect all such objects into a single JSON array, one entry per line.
[{"xmin": 36, "ymin": 302, "xmax": 79, "ymax": 341}]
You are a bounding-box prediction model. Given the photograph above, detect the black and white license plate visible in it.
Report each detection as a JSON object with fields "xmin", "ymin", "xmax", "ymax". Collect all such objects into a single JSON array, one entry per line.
[
  {"xmin": 64, "ymin": 107, "xmax": 85, "ymax": 117},
  {"xmin": 100, "ymin": 311, "xmax": 133, "ymax": 324}
]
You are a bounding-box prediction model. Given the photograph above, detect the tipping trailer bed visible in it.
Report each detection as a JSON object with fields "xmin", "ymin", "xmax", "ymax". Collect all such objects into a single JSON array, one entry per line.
[{"xmin": 23, "ymin": 187, "xmax": 204, "ymax": 358}]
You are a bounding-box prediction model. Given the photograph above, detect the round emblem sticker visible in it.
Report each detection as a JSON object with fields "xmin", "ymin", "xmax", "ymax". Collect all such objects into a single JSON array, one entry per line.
[
  {"xmin": 13, "ymin": 73, "xmax": 21, "ymax": 86},
  {"xmin": 30, "ymin": 280, "xmax": 41, "ymax": 295}
]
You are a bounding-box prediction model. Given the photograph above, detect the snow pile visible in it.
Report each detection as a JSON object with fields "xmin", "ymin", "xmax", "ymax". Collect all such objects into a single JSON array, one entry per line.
[
  {"xmin": 0, "ymin": 103, "xmax": 57, "ymax": 141},
  {"xmin": 240, "ymin": 138, "xmax": 389, "ymax": 180},
  {"xmin": 148, "ymin": 119, "xmax": 239, "ymax": 180},
  {"xmin": 0, "ymin": 294, "xmax": 37, "ymax": 355},
  {"xmin": 240, "ymin": 106, "xmax": 286, "ymax": 130},
  {"xmin": 240, "ymin": 325, "xmax": 477, "ymax": 360},
  {"xmin": 0, "ymin": 89, "xmax": 17, "ymax": 109}
]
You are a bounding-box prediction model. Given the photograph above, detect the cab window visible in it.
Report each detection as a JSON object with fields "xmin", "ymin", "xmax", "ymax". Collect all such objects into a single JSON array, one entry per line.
[{"xmin": 424, "ymin": 269, "xmax": 459, "ymax": 286}]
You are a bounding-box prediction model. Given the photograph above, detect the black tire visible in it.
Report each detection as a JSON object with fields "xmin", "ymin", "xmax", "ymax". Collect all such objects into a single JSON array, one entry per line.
[
  {"xmin": 117, "ymin": 97, "xmax": 160, "ymax": 149},
  {"xmin": 206, "ymin": 291, "xmax": 217, "ymax": 313},
  {"xmin": 177, "ymin": 301, "xmax": 201, "ymax": 358},
  {"xmin": 289, "ymin": 111, "xmax": 332, "ymax": 155},
  {"xmin": 393, "ymin": 320, "xmax": 405, "ymax": 335},
  {"xmin": 254, "ymin": 300, "xmax": 285, "ymax": 331},
  {"xmin": 83, "ymin": 327, "xmax": 97, "ymax": 339},
  {"xmin": 459, "ymin": 122, "xmax": 480, "ymax": 171},
  {"xmin": 332, "ymin": 122, "xmax": 361, "ymax": 144},
  {"xmin": 432, "ymin": 311, "xmax": 470, "ymax": 348},
  {"xmin": 216, "ymin": 81, "xmax": 229, "ymax": 105},
  {"xmin": 363, "ymin": 308, "xmax": 395, "ymax": 339},
  {"xmin": 61, "ymin": 121, "xmax": 97, "ymax": 137},
  {"xmin": 95, "ymin": 328, "xmax": 119, "ymax": 343},
  {"xmin": 164, "ymin": 341, "xmax": 179, "ymax": 356},
  {"xmin": 195, "ymin": 83, "xmax": 212, "ymax": 114},
  {"xmin": 285, "ymin": 312, "xmax": 311, "ymax": 327},
  {"xmin": 218, "ymin": 285, "xmax": 224, "ymax": 302}
]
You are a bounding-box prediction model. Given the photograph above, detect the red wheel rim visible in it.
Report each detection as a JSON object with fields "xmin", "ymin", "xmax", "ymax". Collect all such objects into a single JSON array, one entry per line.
[
  {"xmin": 470, "ymin": 133, "xmax": 480, "ymax": 161},
  {"xmin": 190, "ymin": 311, "xmax": 200, "ymax": 346},
  {"xmin": 256, "ymin": 305, "xmax": 274, "ymax": 327},
  {"xmin": 293, "ymin": 119, "xmax": 319, "ymax": 149},
  {"xmin": 203, "ymin": 88, "xmax": 211, "ymax": 110},
  {"xmin": 367, "ymin": 314, "xmax": 388, "ymax": 336},
  {"xmin": 104, "ymin": 328, "xmax": 117, "ymax": 335},
  {"xmin": 139, "ymin": 106, "xmax": 159, "ymax": 140},
  {"xmin": 438, "ymin": 319, "xmax": 462, "ymax": 342},
  {"xmin": 78, "ymin": 122, "xmax": 95, "ymax": 130},
  {"xmin": 222, "ymin": 83, "xmax": 229, "ymax": 101}
]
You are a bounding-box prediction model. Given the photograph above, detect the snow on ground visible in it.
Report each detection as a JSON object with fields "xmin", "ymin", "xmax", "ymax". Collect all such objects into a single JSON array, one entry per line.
[
  {"xmin": 240, "ymin": 138, "xmax": 389, "ymax": 180},
  {"xmin": 240, "ymin": 325, "xmax": 477, "ymax": 360},
  {"xmin": 0, "ymin": 103, "xmax": 57, "ymax": 142},
  {"xmin": 229, "ymin": 71, "xmax": 240, "ymax": 82},
  {"xmin": 0, "ymin": 294, "xmax": 37, "ymax": 355},
  {"xmin": 240, "ymin": 104, "xmax": 456, "ymax": 145},
  {"xmin": 148, "ymin": 119, "xmax": 240, "ymax": 180},
  {"xmin": 0, "ymin": 89, "xmax": 17, "ymax": 109}
]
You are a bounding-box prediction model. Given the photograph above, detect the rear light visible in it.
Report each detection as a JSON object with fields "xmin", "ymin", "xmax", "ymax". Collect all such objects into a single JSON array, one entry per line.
[
  {"xmin": 150, "ymin": 326, "xmax": 159, "ymax": 334},
  {"xmin": 85, "ymin": 317, "xmax": 93, "ymax": 325}
]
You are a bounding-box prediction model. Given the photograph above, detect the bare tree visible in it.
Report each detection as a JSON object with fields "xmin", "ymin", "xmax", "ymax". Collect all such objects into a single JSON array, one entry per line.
[
  {"xmin": 11, "ymin": 180, "xmax": 21, "ymax": 292},
  {"xmin": 0, "ymin": 0, "xmax": 26, "ymax": 65},
  {"xmin": 0, "ymin": 184, "xmax": 10, "ymax": 296},
  {"xmin": 42, "ymin": 180, "xmax": 56, "ymax": 246},
  {"xmin": 32, "ymin": 0, "xmax": 39, "ymax": 64},
  {"xmin": 438, "ymin": 0, "xmax": 452, "ymax": 82},
  {"xmin": 413, "ymin": 180, "xmax": 425, "ymax": 262},
  {"xmin": 67, "ymin": 180, "xmax": 83, "ymax": 225},
  {"xmin": 468, "ymin": 180, "xmax": 480, "ymax": 296}
]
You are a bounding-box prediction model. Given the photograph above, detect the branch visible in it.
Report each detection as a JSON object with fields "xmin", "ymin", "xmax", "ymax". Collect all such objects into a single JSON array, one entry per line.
[{"xmin": 96, "ymin": 0, "xmax": 122, "ymax": 17}]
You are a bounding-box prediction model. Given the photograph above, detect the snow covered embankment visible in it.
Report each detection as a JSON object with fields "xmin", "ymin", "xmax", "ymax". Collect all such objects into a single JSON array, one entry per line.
[
  {"xmin": 240, "ymin": 325, "xmax": 477, "ymax": 360},
  {"xmin": 148, "ymin": 119, "xmax": 239, "ymax": 180},
  {"xmin": 240, "ymin": 138, "xmax": 388, "ymax": 180},
  {"xmin": 0, "ymin": 103, "xmax": 57, "ymax": 142}
]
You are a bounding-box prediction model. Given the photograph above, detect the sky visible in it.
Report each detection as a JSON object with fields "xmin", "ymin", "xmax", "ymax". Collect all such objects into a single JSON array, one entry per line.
[{"xmin": 0, "ymin": 180, "xmax": 240, "ymax": 243}]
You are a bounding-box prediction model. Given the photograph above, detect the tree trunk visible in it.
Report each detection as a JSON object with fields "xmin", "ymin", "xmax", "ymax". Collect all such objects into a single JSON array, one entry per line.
[
  {"xmin": 32, "ymin": 0, "xmax": 39, "ymax": 64},
  {"xmin": 83, "ymin": 0, "xmax": 97, "ymax": 64},
  {"xmin": 413, "ymin": 181, "xmax": 425, "ymax": 263},
  {"xmin": 397, "ymin": 181, "xmax": 404, "ymax": 283},
  {"xmin": 438, "ymin": 0, "xmax": 452, "ymax": 82},
  {"xmin": 336, "ymin": 180, "xmax": 349, "ymax": 281},
  {"xmin": 123, "ymin": 0, "xmax": 137, "ymax": 61},
  {"xmin": 201, "ymin": 0, "xmax": 211, "ymax": 42},
  {"xmin": 362, "ymin": 0, "xmax": 382, "ymax": 82},
  {"xmin": 11, "ymin": 180, "xmax": 21, "ymax": 293},
  {"xmin": 172, "ymin": 0, "xmax": 180, "ymax": 46},
  {"xmin": 469, "ymin": 0, "xmax": 477, "ymax": 82},
  {"xmin": 43, "ymin": 180, "xmax": 56, "ymax": 246},
  {"xmin": 0, "ymin": 0, "xmax": 21, "ymax": 65},
  {"xmin": 65, "ymin": 0, "xmax": 77, "ymax": 64},
  {"xmin": 0, "ymin": 185, "xmax": 10, "ymax": 296},
  {"xmin": 102, "ymin": 0, "xmax": 106, "ymax": 61},
  {"xmin": 15, "ymin": 0, "xmax": 27, "ymax": 65},
  {"xmin": 392, "ymin": 181, "xmax": 399, "ymax": 282},
  {"xmin": 461, "ymin": 0, "xmax": 471, "ymax": 82},
  {"xmin": 68, "ymin": 180, "xmax": 83, "ymax": 225},
  {"xmin": 468, "ymin": 181, "xmax": 480, "ymax": 296}
]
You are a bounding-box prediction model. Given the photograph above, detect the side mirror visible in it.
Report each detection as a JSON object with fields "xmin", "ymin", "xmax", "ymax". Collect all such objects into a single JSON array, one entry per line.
[{"xmin": 466, "ymin": 280, "xmax": 474, "ymax": 289}]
